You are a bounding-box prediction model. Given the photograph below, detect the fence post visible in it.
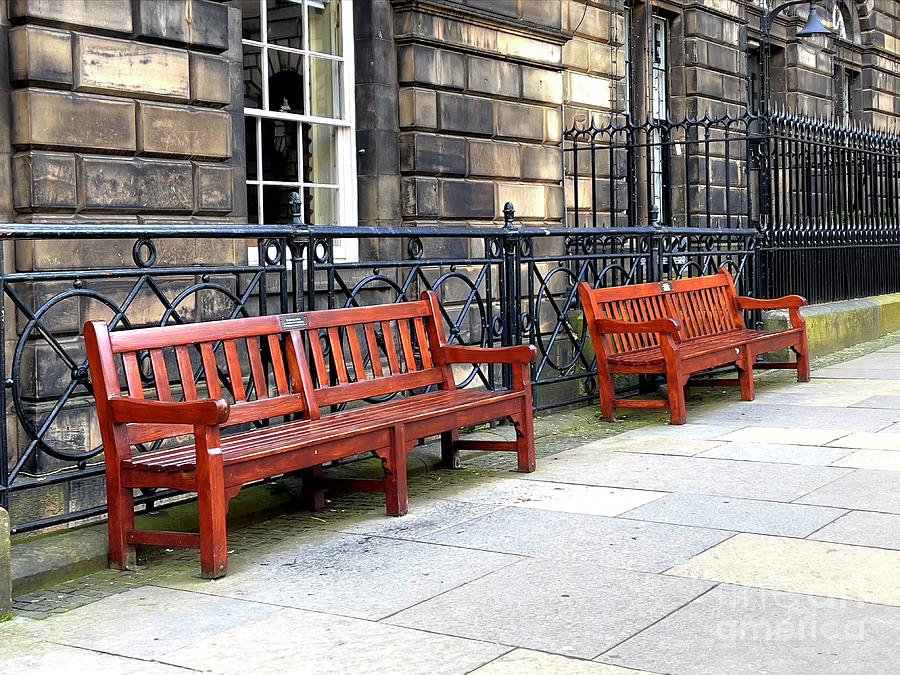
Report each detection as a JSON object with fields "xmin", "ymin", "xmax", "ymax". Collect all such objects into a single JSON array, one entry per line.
[
  {"xmin": 648, "ymin": 224, "xmax": 665, "ymax": 282},
  {"xmin": 501, "ymin": 202, "xmax": 519, "ymax": 390},
  {"xmin": 288, "ymin": 191, "xmax": 314, "ymax": 312}
]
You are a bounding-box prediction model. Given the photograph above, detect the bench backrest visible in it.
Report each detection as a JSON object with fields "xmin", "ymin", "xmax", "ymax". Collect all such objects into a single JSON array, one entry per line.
[
  {"xmin": 292, "ymin": 297, "xmax": 451, "ymax": 410},
  {"xmin": 85, "ymin": 293, "xmax": 454, "ymax": 444},
  {"xmin": 85, "ymin": 315, "xmax": 316, "ymax": 444},
  {"xmin": 578, "ymin": 268, "xmax": 744, "ymax": 356}
]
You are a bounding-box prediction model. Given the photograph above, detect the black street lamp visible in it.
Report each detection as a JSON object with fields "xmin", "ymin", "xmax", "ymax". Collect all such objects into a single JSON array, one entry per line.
[{"xmin": 757, "ymin": 1, "xmax": 834, "ymax": 115}]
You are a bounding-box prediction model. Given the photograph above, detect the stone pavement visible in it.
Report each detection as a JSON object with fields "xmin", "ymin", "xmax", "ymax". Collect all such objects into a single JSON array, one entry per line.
[{"xmin": 5, "ymin": 343, "xmax": 900, "ymax": 673}]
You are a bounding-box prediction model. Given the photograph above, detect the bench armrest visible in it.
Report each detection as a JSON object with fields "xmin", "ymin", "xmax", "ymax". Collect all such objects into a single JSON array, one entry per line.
[
  {"xmin": 109, "ymin": 397, "xmax": 230, "ymax": 426},
  {"xmin": 735, "ymin": 295, "xmax": 807, "ymax": 311},
  {"xmin": 440, "ymin": 344, "xmax": 537, "ymax": 365},
  {"xmin": 595, "ymin": 317, "xmax": 681, "ymax": 335}
]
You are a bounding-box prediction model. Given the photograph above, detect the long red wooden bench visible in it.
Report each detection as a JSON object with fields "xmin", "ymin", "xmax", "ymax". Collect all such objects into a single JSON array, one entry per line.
[
  {"xmin": 85, "ymin": 291, "xmax": 536, "ymax": 578},
  {"xmin": 578, "ymin": 267, "xmax": 809, "ymax": 425}
]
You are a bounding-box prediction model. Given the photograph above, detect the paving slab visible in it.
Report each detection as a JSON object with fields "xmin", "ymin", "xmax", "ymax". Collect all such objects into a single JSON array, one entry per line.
[
  {"xmin": 583, "ymin": 436, "xmax": 725, "ymax": 456},
  {"xmin": 717, "ymin": 426, "xmax": 850, "ymax": 446},
  {"xmin": 809, "ymin": 511, "xmax": 900, "ymax": 550},
  {"xmin": 799, "ymin": 469, "xmax": 900, "ymax": 513},
  {"xmin": 622, "ymin": 493, "xmax": 845, "ymax": 537},
  {"xmin": 600, "ymin": 584, "xmax": 900, "ymax": 675},
  {"xmin": 387, "ymin": 557, "xmax": 713, "ymax": 659},
  {"xmin": 687, "ymin": 403, "xmax": 900, "ymax": 431},
  {"xmin": 426, "ymin": 478, "xmax": 667, "ymax": 517},
  {"xmin": 609, "ymin": 423, "xmax": 745, "ymax": 441},
  {"xmin": 813, "ymin": 367, "xmax": 900, "ymax": 380},
  {"xmin": 420, "ymin": 506, "xmax": 732, "ymax": 573},
  {"xmin": 828, "ymin": 431, "xmax": 900, "ymax": 450},
  {"xmin": 524, "ymin": 449, "xmax": 850, "ymax": 501},
  {"xmin": 333, "ymin": 497, "xmax": 503, "ymax": 539},
  {"xmin": 471, "ymin": 649, "xmax": 655, "ymax": 674},
  {"xmin": 160, "ymin": 607, "xmax": 507, "ymax": 675},
  {"xmin": 749, "ymin": 388, "xmax": 871, "ymax": 408},
  {"xmin": 831, "ymin": 449, "xmax": 900, "ymax": 471},
  {"xmin": 666, "ymin": 533, "xmax": 900, "ymax": 606},
  {"xmin": 697, "ymin": 440, "xmax": 852, "ymax": 466},
  {"xmin": 850, "ymin": 395, "xmax": 900, "ymax": 410},
  {"xmin": 155, "ymin": 531, "xmax": 519, "ymax": 621},
  {"xmin": 0, "ymin": 635, "xmax": 190, "ymax": 674},
  {"xmin": 25, "ymin": 586, "xmax": 277, "ymax": 660}
]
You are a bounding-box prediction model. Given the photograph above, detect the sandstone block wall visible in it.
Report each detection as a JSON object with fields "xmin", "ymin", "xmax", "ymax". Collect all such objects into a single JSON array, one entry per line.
[{"xmin": 6, "ymin": 0, "xmax": 243, "ymax": 225}]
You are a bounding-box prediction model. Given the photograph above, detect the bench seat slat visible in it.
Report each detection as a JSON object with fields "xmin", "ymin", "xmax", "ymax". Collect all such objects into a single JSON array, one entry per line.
[{"xmin": 125, "ymin": 389, "xmax": 521, "ymax": 473}]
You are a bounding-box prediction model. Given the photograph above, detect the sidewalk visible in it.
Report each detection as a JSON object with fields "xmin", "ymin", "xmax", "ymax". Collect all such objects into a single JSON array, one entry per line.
[{"xmin": 4, "ymin": 343, "xmax": 900, "ymax": 673}]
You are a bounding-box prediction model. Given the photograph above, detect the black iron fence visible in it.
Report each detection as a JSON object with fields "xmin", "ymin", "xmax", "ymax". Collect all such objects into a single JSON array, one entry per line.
[
  {"xmin": 5, "ymin": 109, "xmax": 897, "ymax": 533},
  {"xmin": 0, "ymin": 214, "xmax": 754, "ymax": 533},
  {"xmin": 565, "ymin": 110, "xmax": 900, "ymax": 303}
]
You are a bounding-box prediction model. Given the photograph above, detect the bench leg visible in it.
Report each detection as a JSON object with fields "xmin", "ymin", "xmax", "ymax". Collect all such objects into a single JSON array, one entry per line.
[
  {"xmin": 300, "ymin": 466, "xmax": 327, "ymax": 511},
  {"xmin": 196, "ymin": 429, "xmax": 228, "ymax": 579},
  {"xmin": 440, "ymin": 430, "xmax": 461, "ymax": 469},
  {"xmin": 737, "ymin": 349, "xmax": 757, "ymax": 401},
  {"xmin": 794, "ymin": 336, "xmax": 811, "ymax": 383},
  {"xmin": 665, "ymin": 368, "xmax": 688, "ymax": 425},
  {"xmin": 598, "ymin": 371, "xmax": 616, "ymax": 422},
  {"xmin": 382, "ymin": 426, "xmax": 409, "ymax": 517},
  {"xmin": 107, "ymin": 480, "xmax": 137, "ymax": 571},
  {"xmin": 512, "ymin": 411, "xmax": 536, "ymax": 473}
]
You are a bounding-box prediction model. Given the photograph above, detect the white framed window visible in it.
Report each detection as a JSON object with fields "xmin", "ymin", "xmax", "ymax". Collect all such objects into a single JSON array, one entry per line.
[
  {"xmin": 242, "ymin": 0, "xmax": 357, "ymax": 260},
  {"xmin": 649, "ymin": 15, "xmax": 668, "ymax": 225}
]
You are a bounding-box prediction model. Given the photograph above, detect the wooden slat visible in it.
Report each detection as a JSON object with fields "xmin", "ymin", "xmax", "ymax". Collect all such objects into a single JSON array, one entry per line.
[
  {"xmin": 364, "ymin": 323, "xmax": 384, "ymax": 377},
  {"xmin": 307, "ymin": 331, "xmax": 330, "ymax": 387},
  {"xmin": 397, "ymin": 319, "xmax": 418, "ymax": 372},
  {"xmin": 246, "ymin": 336, "xmax": 268, "ymax": 399},
  {"xmin": 381, "ymin": 321, "xmax": 401, "ymax": 374},
  {"xmin": 326, "ymin": 327, "xmax": 349, "ymax": 384},
  {"xmin": 315, "ymin": 369, "xmax": 443, "ymax": 407},
  {"xmin": 110, "ymin": 314, "xmax": 285, "ymax": 352},
  {"xmin": 122, "ymin": 352, "xmax": 144, "ymax": 399},
  {"xmin": 149, "ymin": 349, "xmax": 172, "ymax": 401},
  {"xmin": 200, "ymin": 342, "xmax": 222, "ymax": 399},
  {"xmin": 413, "ymin": 317, "xmax": 434, "ymax": 369},
  {"xmin": 267, "ymin": 334, "xmax": 290, "ymax": 395},
  {"xmin": 174, "ymin": 345, "xmax": 198, "ymax": 401},
  {"xmin": 346, "ymin": 325, "xmax": 367, "ymax": 382},
  {"xmin": 223, "ymin": 340, "xmax": 246, "ymax": 402}
]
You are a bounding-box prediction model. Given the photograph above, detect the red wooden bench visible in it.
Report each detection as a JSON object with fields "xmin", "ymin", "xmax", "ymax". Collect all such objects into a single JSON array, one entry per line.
[
  {"xmin": 578, "ymin": 267, "xmax": 809, "ymax": 425},
  {"xmin": 85, "ymin": 291, "xmax": 536, "ymax": 578}
]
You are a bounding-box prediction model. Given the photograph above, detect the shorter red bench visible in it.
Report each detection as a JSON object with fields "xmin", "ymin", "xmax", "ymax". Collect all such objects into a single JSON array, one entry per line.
[
  {"xmin": 578, "ymin": 268, "xmax": 809, "ymax": 424},
  {"xmin": 85, "ymin": 292, "xmax": 536, "ymax": 578}
]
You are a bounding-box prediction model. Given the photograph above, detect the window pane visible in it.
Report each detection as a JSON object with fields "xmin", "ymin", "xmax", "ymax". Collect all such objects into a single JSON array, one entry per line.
[
  {"xmin": 304, "ymin": 187, "xmax": 339, "ymax": 226},
  {"xmin": 267, "ymin": 0, "xmax": 303, "ymax": 50},
  {"xmin": 247, "ymin": 184, "xmax": 260, "ymax": 224},
  {"xmin": 245, "ymin": 117, "xmax": 259, "ymax": 180},
  {"xmin": 242, "ymin": 0, "xmax": 262, "ymax": 41},
  {"xmin": 263, "ymin": 184, "xmax": 299, "ymax": 223},
  {"xmin": 267, "ymin": 48, "xmax": 305, "ymax": 113},
  {"xmin": 309, "ymin": 0, "xmax": 342, "ymax": 56},
  {"xmin": 310, "ymin": 57, "xmax": 342, "ymax": 119},
  {"xmin": 243, "ymin": 44, "xmax": 263, "ymax": 109},
  {"xmin": 304, "ymin": 123, "xmax": 337, "ymax": 184},
  {"xmin": 261, "ymin": 119, "xmax": 300, "ymax": 182}
]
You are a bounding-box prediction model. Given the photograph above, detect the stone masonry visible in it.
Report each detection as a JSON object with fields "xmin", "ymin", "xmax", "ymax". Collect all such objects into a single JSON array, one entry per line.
[{"xmin": 6, "ymin": 0, "xmax": 243, "ymax": 225}]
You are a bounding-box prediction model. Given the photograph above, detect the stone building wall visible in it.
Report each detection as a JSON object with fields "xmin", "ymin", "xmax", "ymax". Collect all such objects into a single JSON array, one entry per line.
[
  {"xmin": 6, "ymin": 0, "xmax": 244, "ymax": 229},
  {"xmin": 391, "ymin": 0, "xmax": 569, "ymax": 227}
]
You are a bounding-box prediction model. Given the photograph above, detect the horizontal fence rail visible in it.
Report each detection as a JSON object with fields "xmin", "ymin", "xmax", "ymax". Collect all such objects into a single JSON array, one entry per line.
[{"xmin": 0, "ymin": 215, "xmax": 754, "ymax": 533}]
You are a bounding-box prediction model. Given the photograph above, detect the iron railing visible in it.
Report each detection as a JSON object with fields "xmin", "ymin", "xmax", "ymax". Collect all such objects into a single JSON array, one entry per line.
[
  {"xmin": 0, "ymin": 213, "xmax": 754, "ymax": 533},
  {"xmin": 564, "ymin": 110, "xmax": 900, "ymax": 303}
]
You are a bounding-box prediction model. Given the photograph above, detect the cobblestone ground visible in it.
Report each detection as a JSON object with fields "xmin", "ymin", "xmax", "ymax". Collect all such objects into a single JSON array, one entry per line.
[{"xmin": 4, "ymin": 335, "xmax": 900, "ymax": 673}]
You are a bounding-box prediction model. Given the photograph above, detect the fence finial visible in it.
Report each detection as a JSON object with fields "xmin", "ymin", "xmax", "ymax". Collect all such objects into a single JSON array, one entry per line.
[
  {"xmin": 289, "ymin": 191, "xmax": 303, "ymax": 226},
  {"xmin": 503, "ymin": 202, "xmax": 517, "ymax": 230}
]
